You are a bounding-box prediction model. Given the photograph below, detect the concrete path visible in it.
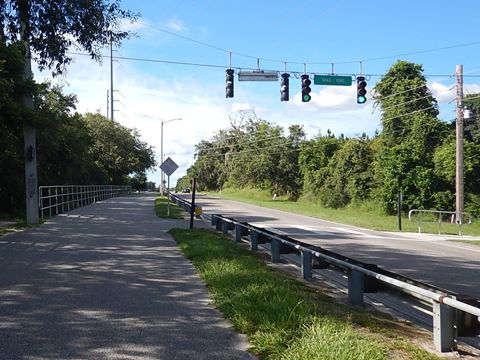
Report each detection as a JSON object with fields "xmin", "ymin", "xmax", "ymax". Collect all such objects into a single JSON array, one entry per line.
[{"xmin": 0, "ymin": 195, "xmax": 255, "ymax": 360}]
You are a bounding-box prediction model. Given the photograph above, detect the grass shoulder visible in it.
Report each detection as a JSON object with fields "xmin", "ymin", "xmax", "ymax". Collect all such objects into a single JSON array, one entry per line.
[
  {"xmin": 170, "ymin": 228, "xmax": 442, "ymax": 360},
  {"xmin": 210, "ymin": 188, "xmax": 480, "ymax": 236},
  {"xmin": 154, "ymin": 196, "xmax": 185, "ymax": 219},
  {"xmin": 450, "ymin": 240, "xmax": 480, "ymax": 246}
]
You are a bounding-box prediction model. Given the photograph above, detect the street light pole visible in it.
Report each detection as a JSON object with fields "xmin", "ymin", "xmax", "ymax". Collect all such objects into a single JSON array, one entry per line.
[{"xmin": 160, "ymin": 118, "xmax": 182, "ymax": 196}]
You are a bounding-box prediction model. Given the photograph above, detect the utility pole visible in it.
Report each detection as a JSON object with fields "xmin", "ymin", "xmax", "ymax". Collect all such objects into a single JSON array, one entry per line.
[
  {"xmin": 106, "ymin": 90, "xmax": 109, "ymax": 119},
  {"xmin": 455, "ymin": 64, "xmax": 464, "ymax": 224},
  {"xmin": 21, "ymin": 19, "xmax": 39, "ymax": 224},
  {"xmin": 110, "ymin": 36, "xmax": 114, "ymax": 121}
]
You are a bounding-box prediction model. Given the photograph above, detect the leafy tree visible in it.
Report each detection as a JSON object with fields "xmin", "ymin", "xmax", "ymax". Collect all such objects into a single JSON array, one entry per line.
[
  {"xmin": 463, "ymin": 93, "xmax": 480, "ymax": 143},
  {"xmin": 373, "ymin": 61, "xmax": 449, "ymax": 213},
  {"xmin": 129, "ymin": 172, "xmax": 147, "ymax": 192},
  {"xmin": 318, "ymin": 138, "xmax": 374, "ymax": 208},
  {"xmin": 298, "ymin": 133, "xmax": 342, "ymax": 201},
  {"xmin": 0, "ymin": 0, "xmax": 138, "ymax": 222},
  {"xmin": 0, "ymin": 43, "xmax": 29, "ymax": 216},
  {"xmin": 0, "ymin": 0, "xmax": 138, "ymax": 74},
  {"xmin": 82, "ymin": 112, "xmax": 156, "ymax": 184}
]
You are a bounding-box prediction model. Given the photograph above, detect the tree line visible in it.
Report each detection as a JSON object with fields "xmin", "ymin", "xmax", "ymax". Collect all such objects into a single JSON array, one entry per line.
[
  {"xmin": 178, "ymin": 61, "xmax": 480, "ymax": 217},
  {"xmin": 0, "ymin": 43, "xmax": 156, "ymax": 217}
]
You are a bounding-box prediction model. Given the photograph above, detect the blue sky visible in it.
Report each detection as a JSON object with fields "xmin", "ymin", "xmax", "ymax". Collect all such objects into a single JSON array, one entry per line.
[{"xmin": 35, "ymin": 0, "xmax": 480, "ymax": 186}]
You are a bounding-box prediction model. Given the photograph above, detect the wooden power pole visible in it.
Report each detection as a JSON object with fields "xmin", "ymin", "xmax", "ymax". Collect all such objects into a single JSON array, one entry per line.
[{"xmin": 455, "ymin": 64, "xmax": 464, "ymax": 224}]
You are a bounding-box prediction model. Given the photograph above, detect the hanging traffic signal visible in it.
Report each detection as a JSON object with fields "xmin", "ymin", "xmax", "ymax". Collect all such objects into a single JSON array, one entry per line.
[
  {"xmin": 280, "ymin": 73, "xmax": 290, "ymax": 101},
  {"xmin": 226, "ymin": 69, "xmax": 234, "ymax": 98},
  {"xmin": 301, "ymin": 74, "xmax": 311, "ymax": 102},
  {"xmin": 357, "ymin": 76, "xmax": 367, "ymax": 104}
]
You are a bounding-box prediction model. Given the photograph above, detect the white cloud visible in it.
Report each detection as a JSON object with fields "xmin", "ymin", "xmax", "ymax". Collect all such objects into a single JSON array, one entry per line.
[
  {"xmin": 164, "ymin": 17, "xmax": 187, "ymax": 32},
  {"xmin": 465, "ymin": 83, "xmax": 480, "ymax": 95},
  {"xmin": 118, "ymin": 19, "xmax": 149, "ymax": 32},
  {"xmin": 430, "ymin": 81, "xmax": 454, "ymax": 103}
]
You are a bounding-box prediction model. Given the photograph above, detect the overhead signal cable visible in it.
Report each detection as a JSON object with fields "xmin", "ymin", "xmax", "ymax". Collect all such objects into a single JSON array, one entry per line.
[{"xmin": 135, "ymin": 20, "xmax": 480, "ymax": 69}]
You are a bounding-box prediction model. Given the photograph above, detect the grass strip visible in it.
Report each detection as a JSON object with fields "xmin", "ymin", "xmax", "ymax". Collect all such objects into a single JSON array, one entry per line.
[
  {"xmin": 450, "ymin": 240, "xmax": 480, "ymax": 246},
  {"xmin": 154, "ymin": 196, "xmax": 184, "ymax": 219},
  {"xmin": 170, "ymin": 228, "xmax": 440, "ymax": 360}
]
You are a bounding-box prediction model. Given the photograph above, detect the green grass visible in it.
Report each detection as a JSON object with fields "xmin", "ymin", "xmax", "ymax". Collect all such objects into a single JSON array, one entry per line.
[
  {"xmin": 450, "ymin": 240, "xmax": 480, "ymax": 246},
  {"xmin": 171, "ymin": 228, "xmax": 441, "ymax": 360},
  {"xmin": 154, "ymin": 196, "xmax": 185, "ymax": 219},
  {"xmin": 211, "ymin": 188, "xmax": 480, "ymax": 236}
]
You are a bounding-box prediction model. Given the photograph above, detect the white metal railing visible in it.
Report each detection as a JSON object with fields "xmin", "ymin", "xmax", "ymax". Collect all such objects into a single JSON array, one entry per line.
[
  {"xmin": 408, "ymin": 209, "xmax": 472, "ymax": 235},
  {"xmin": 38, "ymin": 185, "xmax": 131, "ymax": 220}
]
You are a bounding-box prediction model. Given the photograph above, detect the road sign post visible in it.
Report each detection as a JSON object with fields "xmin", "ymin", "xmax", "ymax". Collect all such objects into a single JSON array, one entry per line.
[{"xmin": 160, "ymin": 157, "xmax": 179, "ymax": 216}]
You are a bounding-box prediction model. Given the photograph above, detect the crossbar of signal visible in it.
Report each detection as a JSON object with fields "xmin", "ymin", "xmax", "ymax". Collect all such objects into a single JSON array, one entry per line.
[{"xmin": 225, "ymin": 69, "xmax": 367, "ymax": 104}]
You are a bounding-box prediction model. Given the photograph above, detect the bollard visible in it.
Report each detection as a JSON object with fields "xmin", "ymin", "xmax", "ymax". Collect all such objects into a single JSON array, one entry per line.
[
  {"xmin": 348, "ymin": 269, "xmax": 364, "ymax": 306},
  {"xmin": 301, "ymin": 250, "xmax": 313, "ymax": 280},
  {"xmin": 271, "ymin": 238, "xmax": 280, "ymax": 263}
]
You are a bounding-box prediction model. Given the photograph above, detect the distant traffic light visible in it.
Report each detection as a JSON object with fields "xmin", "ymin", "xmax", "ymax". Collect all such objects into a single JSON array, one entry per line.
[
  {"xmin": 280, "ymin": 73, "xmax": 290, "ymax": 102},
  {"xmin": 357, "ymin": 76, "xmax": 367, "ymax": 104},
  {"xmin": 301, "ymin": 74, "xmax": 311, "ymax": 102},
  {"xmin": 226, "ymin": 69, "xmax": 234, "ymax": 98}
]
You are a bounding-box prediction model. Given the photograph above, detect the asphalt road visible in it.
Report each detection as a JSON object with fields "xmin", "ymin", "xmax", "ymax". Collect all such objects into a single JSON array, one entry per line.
[{"xmin": 189, "ymin": 194, "xmax": 480, "ymax": 299}]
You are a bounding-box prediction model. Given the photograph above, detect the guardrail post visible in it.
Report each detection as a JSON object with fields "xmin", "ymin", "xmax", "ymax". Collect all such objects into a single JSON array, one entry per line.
[
  {"xmin": 250, "ymin": 230, "xmax": 259, "ymax": 251},
  {"xmin": 271, "ymin": 238, "xmax": 280, "ymax": 263},
  {"xmin": 222, "ymin": 220, "xmax": 230, "ymax": 234},
  {"xmin": 211, "ymin": 214, "xmax": 218, "ymax": 227},
  {"xmin": 348, "ymin": 269, "xmax": 364, "ymax": 306},
  {"xmin": 234, "ymin": 223, "xmax": 249, "ymax": 242},
  {"xmin": 433, "ymin": 302, "xmax": 455, "ymax": 352},
  {"xmin": 216, "ymin": 218, "xmax": 223, "ymax": 231},
  {"xmin": 301, "ymin": 250, "xmax": 313, "ymax": 280}
]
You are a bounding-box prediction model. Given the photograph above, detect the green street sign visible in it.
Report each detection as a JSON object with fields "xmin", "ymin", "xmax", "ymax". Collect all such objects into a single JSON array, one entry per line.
[{"xmin": 313, "ymin": 75, "xmax": 352, "ymax": 86}]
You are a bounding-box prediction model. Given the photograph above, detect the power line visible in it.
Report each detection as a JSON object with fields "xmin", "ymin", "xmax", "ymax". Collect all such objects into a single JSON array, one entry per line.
[
  {"xmin": 68, "ymin": 51, "xmax": 480, "ymax": 80},
  {"xmin": 135, "ymin": 20, "xmax": 480, "ymax": 68}
]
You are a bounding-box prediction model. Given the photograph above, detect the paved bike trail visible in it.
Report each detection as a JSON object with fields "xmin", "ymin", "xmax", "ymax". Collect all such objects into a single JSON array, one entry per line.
[{"xmin": 0, "ymin": 194, "xmax": 256, "ymax": 360}]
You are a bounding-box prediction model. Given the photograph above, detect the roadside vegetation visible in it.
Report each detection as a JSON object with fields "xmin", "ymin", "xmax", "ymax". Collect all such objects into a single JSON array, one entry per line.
[
  {"xmin": 211, "ymin": 188, "xmax": 480, "ymax": 236},
  {"xmin": 154, "ymin": 196, "xmax": 184, "ymax": 219},
  {"xmin": 171, "ymin": 228, "xmax": 443, "ymax": 360},
  {"xmin": 451, "ymin": 240, "xmax": 480, "ymax": 246},
  {"xmin": 0, "ymin": 3, "xmax": 154, "ymax": 221}
]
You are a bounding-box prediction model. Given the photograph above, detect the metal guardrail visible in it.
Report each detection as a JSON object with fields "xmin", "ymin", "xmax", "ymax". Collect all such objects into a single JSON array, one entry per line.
[
  {"xmin": 408, "ymin": 209, "xmax": 473, "ymax": 235},
  {"xmin": 169, "ymin": 194, "xmax": 480, "ymax": 353},
  {"xmin": 39, "ymin": 185, "xmax": 131, "ymax": 219}
]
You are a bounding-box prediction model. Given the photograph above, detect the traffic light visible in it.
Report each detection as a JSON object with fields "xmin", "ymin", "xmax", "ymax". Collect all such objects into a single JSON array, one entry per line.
[
  {"xmin": 357, "ymin": 76, "xmax": 367, "ymax": 104},
  {"xmin": 280, "ymin": 73, "xmax": 290, "ymax": 101},
  {"xmin": 226, "ymin": 69, "xmax": 234, "ymax": 98},
  {"xmin": 301, "ymin": 74, "xmax": 311, "ymax": 102}
]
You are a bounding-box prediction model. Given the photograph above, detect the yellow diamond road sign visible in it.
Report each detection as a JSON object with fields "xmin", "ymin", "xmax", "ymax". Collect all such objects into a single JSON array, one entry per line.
[{"xmin": 160, "ymin": 157, "xmax": 178, "ymax": 176}]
